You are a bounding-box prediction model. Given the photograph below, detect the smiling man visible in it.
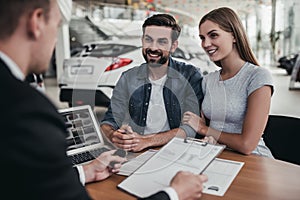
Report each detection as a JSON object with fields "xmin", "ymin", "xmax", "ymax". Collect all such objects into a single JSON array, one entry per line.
[{"xmin": 101, "ymin": 14, "xmax": 204, "ymax": 152}]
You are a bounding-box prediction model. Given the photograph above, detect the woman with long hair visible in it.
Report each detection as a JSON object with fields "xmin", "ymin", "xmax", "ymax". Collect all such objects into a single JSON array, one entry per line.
[{"xmin": 182, "ymin": 7, "xmax": 274, "ymax": 157}]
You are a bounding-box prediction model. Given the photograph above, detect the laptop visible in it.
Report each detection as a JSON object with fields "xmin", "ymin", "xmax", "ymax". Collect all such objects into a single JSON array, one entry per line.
[{"xmin": 58, "ymin": 105, "xmax": 111, "ymax": 166}]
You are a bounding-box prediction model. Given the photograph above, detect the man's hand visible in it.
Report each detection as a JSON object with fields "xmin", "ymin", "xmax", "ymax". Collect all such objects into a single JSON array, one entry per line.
[
  {"xmin": 130, "ymin": 137, "xmax": 150, "ymax": 152},
  {"xmin": 102, "ymin": 124, "xmax": 186, "ymax": 152},
  {"xmin": 112, "ymin": 125, "xmax": 157, "ymax": 152},
  {"xmin": 170, "ymin": 171, "xmax": 208, "ymax": 200},
  {"xmin": 110, "ymin": 124, "xmax": 140, "ymax": 151},
  {"xmin": 83, "ymin": 150, "xmax": 127, "ymax": 183}
]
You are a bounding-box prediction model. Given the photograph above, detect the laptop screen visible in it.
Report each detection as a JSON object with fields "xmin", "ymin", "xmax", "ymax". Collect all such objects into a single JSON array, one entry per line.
[{"xmin": 59, "ymin": 105, "xmax": 105, "ymax": 156}]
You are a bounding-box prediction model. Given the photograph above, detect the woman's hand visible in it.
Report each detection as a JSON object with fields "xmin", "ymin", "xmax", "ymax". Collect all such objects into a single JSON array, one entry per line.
[
  {"xmin": 182, "ymin": 111, "xmax": 207, "ymax": 135},
  {"xmin": 202, "ymin": 136, "xmax": 217, "ymax": 145}
]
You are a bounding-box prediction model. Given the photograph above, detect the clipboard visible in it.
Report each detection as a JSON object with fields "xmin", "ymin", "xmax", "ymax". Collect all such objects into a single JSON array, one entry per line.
[{"xmin": 118, "ymin": 137, "xmax": 225, "ymax": 198}]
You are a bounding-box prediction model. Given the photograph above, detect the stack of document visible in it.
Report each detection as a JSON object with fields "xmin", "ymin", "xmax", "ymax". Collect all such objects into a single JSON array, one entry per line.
[
  {"xmin": 118, "ymin": 137, "xmax": 239, "ymax": 198},
  {"xmin": 117, "ymin": 149, "xmax": 158, "ymax": 176},
  {"xmin": 202, "ymin": 158, "xmax": 244, "ymax": 196}
]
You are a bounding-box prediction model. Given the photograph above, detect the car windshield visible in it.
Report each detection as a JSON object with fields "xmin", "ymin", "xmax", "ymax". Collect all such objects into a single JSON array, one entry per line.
[{"xmin": 83, "ymin": 44, "xmax": 139, "ymax": 57}]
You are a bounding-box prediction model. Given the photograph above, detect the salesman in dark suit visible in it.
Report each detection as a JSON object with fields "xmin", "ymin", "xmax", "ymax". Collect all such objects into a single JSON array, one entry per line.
[{"xmin": 0, "ymin": 0, "xmax": 207, "ymax": 200}]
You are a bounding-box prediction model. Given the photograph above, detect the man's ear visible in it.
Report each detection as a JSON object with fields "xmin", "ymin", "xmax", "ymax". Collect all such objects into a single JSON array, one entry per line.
[
  {"xmin": 170, "ymin": 40, "xmax": 178, "ymax": 53},
  {"xmin": 27, "ymin": 8, "xmax": 45, "ymax": 39}
]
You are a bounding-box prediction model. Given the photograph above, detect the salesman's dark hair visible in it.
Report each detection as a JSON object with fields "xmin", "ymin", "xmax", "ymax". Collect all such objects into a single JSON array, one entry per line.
[
  {"xmin": 0, "ymin": 0, "xmax": 51, "ymax": 39},
  {"xmin": 142, "ymin": 14, "xmax": 181, "ymax": 43}
]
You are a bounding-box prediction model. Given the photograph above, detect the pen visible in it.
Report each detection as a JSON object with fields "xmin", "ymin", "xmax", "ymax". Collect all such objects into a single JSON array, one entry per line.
[
  {"xmin": 117, "ymin": 129, "xmax": 130, "ymax": 134},
  {"xmin": 117, "ymin": 124, "xmax": 132, "ymax": 134},
  {"xmin": 109, "ymin": 149, "xmax": 127, "ymax": 167}
]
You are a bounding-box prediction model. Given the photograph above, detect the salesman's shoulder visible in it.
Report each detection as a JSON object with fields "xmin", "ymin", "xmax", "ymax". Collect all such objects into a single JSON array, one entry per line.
[{"xmin": 0, "ymin": 65, "xmax": 60, "ymax": 120}]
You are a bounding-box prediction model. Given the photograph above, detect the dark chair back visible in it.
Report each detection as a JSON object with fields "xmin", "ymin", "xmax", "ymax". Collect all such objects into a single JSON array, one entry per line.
[{"xmin": 263, "ymin": 115, "xmax": 300, "ymax": 165}]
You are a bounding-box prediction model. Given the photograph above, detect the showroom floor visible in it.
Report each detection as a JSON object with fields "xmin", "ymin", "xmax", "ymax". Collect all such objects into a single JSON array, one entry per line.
[{"xmin": 44, "ymin": 65, "xmax": 300, "ymax": 120}]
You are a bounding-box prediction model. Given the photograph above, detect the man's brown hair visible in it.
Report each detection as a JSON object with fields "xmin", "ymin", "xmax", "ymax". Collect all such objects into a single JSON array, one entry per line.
[
  {"xmin": 0, "ymin": 0, "xmax": 51, "ymax": 39},
  {"xmin": 142, "ymin": 13, "xmax": 181, "ymax": 43}
]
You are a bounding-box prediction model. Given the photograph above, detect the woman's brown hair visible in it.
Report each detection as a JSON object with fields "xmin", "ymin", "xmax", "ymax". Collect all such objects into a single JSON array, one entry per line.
[{"xmin": 199, "ymin": 7, "xmax": 259, "ymax": 67}]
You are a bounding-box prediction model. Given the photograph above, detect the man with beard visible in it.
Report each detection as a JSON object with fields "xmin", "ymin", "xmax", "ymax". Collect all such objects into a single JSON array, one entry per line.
[{"xmin": 101, "ymin": 14, "xmax": 203, "ymax": 152}]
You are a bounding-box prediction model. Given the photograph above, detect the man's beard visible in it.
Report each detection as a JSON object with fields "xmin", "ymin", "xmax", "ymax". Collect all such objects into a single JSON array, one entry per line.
[{"xmin": 143, "ymin": 48, "xmax": 169, "ymax": 68}]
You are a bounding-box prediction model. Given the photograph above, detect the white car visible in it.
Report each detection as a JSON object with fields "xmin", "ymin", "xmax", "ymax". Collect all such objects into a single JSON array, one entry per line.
[{"xmin": 59, "ymin": 38, "xmax": 218, "ymax": 107}]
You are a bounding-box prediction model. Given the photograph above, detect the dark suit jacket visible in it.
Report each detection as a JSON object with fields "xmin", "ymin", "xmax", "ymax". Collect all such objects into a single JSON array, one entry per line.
[
  {"xmin": 0, "ymin": 59, "xmax": 91, "ymax": 200},
  {"xmin": 140, "ymin": 191, "xmax": 170, "ymax": 200},
  {"xmin": 0, "ymin": 59, "xmax": 170, "ymax": 200}
]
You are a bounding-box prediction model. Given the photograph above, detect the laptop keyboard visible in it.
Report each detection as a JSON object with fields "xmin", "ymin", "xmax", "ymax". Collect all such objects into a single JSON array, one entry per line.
[{"xmin": 70, "ymin": 147, "xmax": 110, "ymax": 165}]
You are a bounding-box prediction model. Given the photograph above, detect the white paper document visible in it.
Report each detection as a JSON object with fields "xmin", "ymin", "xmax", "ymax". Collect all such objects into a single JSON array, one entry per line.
[
  {"xmin": 118, "ymin": 149, "xmax": 158, "ymax": 176},
  {"xmin": 203, "ymin": 158, "xmax": 244, "ymax": 196},
  {"xmin": 118, "ymin": 137, "xmax": 225, "ymax": 198}
]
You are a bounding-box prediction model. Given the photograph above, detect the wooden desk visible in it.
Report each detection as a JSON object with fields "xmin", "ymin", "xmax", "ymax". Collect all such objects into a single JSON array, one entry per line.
[{"xmin": 86, "ymin": 150, "xmax": 300, "ymax": 200}]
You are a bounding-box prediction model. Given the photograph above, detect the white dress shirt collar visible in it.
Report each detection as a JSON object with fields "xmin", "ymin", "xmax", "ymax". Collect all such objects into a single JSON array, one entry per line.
[{"xmin": 0, "ymin": 51, "xmax": 25, "ymax": 80}]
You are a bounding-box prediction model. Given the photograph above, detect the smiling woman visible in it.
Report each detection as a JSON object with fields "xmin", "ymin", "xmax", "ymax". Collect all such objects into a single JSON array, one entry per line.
[{"xmin": 182, "ymin": 7, "xmax": 274, "ymax": 158}]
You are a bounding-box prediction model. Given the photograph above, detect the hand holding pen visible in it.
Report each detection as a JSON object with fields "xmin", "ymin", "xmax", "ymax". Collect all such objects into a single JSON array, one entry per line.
[
  {"xmin": 117, "ymin": 124, "xmax": 133, "ymax": 134},
  {"xmin": 111, "ymin": 124, "xmax": 140, "ymax": 151}
]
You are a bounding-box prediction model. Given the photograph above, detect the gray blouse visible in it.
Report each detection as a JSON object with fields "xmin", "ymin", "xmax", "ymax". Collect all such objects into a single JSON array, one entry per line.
[{"xmin": 202, "ymin": 62, "xmax": 274, "ymax": 157}]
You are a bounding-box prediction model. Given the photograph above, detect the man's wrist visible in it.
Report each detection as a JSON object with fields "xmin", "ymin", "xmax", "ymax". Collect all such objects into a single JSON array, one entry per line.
[
  {"xmin": 143, "ymin": 134, "xmax": 154, "ymax": 147},
  {"xmin": 108, "ymin": 129, "xmax": 116, "ymax": 141},
  {"xmin": 82, "ymin": 162, "xmax": 95, "ymax": 183},
  {"xmin": 101, "ymin": 124, "xmax": 116, "ymax": 141},
  {"xmin": 162, "ymin": 187, "xmax": 179, "ymax": 200},
  {"xmin": 76, "ymin": 165, "xmax": 86, "ymax": 185}
]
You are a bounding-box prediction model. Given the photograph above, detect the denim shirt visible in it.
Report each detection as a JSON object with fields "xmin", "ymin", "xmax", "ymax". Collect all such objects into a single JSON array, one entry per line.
[{"xmin": 101, "ymin": 57, "xmax": 203, "ymax": 137}]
